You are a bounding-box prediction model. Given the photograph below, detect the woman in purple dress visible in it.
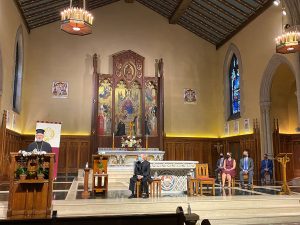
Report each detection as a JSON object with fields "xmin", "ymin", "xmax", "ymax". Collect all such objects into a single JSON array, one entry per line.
[{"xmin": 221, "ymin": 152, "xmax": 236, "ymax": 188}]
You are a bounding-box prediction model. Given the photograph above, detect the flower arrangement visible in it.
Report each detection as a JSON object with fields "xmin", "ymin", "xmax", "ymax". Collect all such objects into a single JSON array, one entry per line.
[
  {"xmin": 18, "ymin": 149, "xmax": 47, "ymax": 156},
  {"xmin": 121, "ymin": 136, "xmax": 142, "ymax": 149},
  {"xmin": 16, "ymin": 149, "xmax": 47, "ymax": 180}
]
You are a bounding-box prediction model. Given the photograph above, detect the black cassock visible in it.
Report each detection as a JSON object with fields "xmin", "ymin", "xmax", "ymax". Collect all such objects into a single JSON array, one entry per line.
[
  {"xmin": 26, "ymin": 141, "xmax": 52, "ymax": 153},
  {"xmin": 129, "ymin": 160, "xmax": 152, "ymax": 194}
]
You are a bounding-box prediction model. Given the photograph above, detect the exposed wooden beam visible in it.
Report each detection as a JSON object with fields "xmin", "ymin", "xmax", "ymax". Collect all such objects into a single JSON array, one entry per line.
[
  {"xmin": 125, "ymin": 0, "xmax": 135, "ymax": 3},
  {"xmin": 169, "ymin": 0, "xmax": 192, "ymax": 24},
  {"xmin": 14, "ymin": 0, "xmax": 30, "ymax": 33},
  {"xmin": 216, "ymin": 0, "xmax": 273, "ymax": 49}
]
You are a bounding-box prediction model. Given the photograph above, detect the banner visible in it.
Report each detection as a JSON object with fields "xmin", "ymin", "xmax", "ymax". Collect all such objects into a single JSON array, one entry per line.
[{"xmin": 36, "ymin": 121, "xmax": 62, "ymax": 178}]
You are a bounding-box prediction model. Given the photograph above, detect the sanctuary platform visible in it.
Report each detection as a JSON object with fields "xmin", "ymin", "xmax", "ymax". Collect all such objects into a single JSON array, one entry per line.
[{"xmin": 1, "ymin": 174, "xmax": 300, "ymax": 225}]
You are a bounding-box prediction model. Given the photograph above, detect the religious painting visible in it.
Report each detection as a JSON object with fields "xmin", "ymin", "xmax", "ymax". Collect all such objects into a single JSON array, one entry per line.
[
  {"xmin": 233, "ymin": 120, "xmax": 239, "ymax": 134},
  {"xmin": 184, "ymin": 88, "xmax": 197, "ymax": 104},
  {"xmin": 224, "ymin": 122, "xmax": 229, "ymax": 136},
  {"xmin": 98, "ymin": 79, "xmax": 112, "ymax": 136},
  {"xmin": 244, "ymin": 118, "xmax": 250, "ymax": 132},
  {"xmin": 52, "ymin": 81, "xmax": 68, "ymax": 98},
  {"xmin": 115, "ymin": 81, "xmax": 142, "ymax": 136},
  {"xmin": 145, "ymin": 81, "xmax": 158, "ymax": 136}
]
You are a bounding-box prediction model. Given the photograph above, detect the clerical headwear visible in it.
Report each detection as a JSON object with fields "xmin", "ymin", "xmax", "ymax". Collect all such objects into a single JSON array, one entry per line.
[{"xmin": 36, "ymin": 129, "xmax": 45, "ymax": 134}]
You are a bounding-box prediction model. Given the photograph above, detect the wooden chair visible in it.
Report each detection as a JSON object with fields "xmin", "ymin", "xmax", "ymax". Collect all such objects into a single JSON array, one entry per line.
[
  {"xmin": 240, "ymin": 173, "xmax": 253, "ymax": 189},
  {"xmin": 135, "ymin": 180, "xmax": 142, "ymax": 197},
  {"xmin": 196, "ymin": 164, "xmax": 215, "ymax": 196},
  {"xmin": 187, "ymin": 177, "xmax": 198, "ymax": 196},
  {"xmin": 150, "ymin": 178, "xmax": 162, "ymax": 197}
]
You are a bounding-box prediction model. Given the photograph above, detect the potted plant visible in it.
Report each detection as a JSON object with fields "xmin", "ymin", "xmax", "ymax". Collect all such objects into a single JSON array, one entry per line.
[
  {"xmin": 37, "ymin": 167, "xmax": 45, "ymax": 180},
  {"xmin": 98, "ymin": 159, "xmax": 104, "ymax": 174},
  {"xmin": 16, "ymin": 167, "xmax": 27, "ymax": 180}
]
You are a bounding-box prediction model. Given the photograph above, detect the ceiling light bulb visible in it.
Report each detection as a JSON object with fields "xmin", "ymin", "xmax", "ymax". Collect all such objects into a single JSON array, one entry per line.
[
  {"xmin": 273, "ymin": 0, "xmax": 280, "ymax": 6},
  {"xmin": 282, "ymin": 9, "xmax": 287, "ymax": 16},
  {"xmin": 73, "ymin": 27, "xmax": 80, "ymax": 31}
]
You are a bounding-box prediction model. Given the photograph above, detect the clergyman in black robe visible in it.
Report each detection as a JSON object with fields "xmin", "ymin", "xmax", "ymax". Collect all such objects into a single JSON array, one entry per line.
[
  {"xmin": 128, "ymin": 154, "xmax": 152, "ymax": 198},
  {"xmin": 26, "ymin": 129, "xmax": 52, "ymax": 153}
]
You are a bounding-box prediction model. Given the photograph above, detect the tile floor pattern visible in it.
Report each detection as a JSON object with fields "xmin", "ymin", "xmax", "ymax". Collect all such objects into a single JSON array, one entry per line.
[{"xmin": 1, "ymin": 176, "xmax": 300, "ymax": 225}]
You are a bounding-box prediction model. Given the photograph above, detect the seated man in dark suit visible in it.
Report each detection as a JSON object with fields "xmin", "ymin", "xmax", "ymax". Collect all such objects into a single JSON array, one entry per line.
[
  {"xmin": 260, "ymin": 153, "xmax": 273, "ymax": 184},
  {"xmin": 128, "ymin": 154, "xmax": 152, "ymax": 198}
]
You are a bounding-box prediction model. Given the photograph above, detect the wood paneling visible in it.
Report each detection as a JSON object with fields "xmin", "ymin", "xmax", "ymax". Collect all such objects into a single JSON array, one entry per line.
[
  {"xmin": 22, "ymin": 135, "xmax": 91, "ymax": 175},
  {"xmin": 0, "ymin": 129, "xmax": 22, "ymax": 179},
  {"xmin": 164, "ymin": 132, "xmax": 261, "ymax": 181},
  {"xmin": 273, "ymin": 133, "xmax": 300, "ymax": 181},
  {"xmin": 164, "ymin": 137, "xmax": 216, "ymax": 175}
]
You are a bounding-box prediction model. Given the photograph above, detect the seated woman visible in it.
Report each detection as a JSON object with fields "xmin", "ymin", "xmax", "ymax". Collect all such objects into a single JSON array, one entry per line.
[{"xmin": 221, "ymin": 152, "xmax": 236, "ymax": 188}]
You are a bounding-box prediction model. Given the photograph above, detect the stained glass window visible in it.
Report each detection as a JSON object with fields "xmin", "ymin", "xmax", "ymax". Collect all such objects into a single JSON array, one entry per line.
[{"xmin": 229, "ymin": 54, "xmax": 240, "ymax": 118}]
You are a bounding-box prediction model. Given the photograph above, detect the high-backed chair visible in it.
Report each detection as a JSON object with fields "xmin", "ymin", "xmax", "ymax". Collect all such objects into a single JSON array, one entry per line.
[{"xmin": 196, "ymin": 164, "xmax": 215, "ymax": 196}]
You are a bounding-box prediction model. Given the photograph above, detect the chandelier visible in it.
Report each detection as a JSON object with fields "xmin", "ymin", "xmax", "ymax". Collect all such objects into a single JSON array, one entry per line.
[
  {"xmin": 60, "ymin": 0, "xmax": 94, "ymax": 35},
  {"xmin": 274, "ymin": 0, "xmax": 300, "ymax": 54},
  {"xmin": 275, "ymin": 31, "xmax": 300, "ymax": 54}
]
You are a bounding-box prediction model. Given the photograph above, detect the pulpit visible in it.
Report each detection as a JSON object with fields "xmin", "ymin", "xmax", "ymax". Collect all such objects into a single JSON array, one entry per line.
[
  {"xmin": 92, "ymin": 155, "xmax": 108, "ymax": 194},
  {"xmin": 7, "ymin": 152, "xmax": 55, "ymax": 219}
]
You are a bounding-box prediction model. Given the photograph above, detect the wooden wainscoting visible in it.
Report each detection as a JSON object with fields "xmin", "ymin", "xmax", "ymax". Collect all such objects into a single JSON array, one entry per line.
[
  {"xmin": 0, "ymin": 129, "xmax": 22, "ymax": 179},
  {"xmin": 163, "ymin": 137, "xmax": 218, "ymax": 175},
  {"xmin": 273, "ymin": 134, "xmax": 300, "ymax": 181},
  {"xmin": 164, "ymin": 134, "xmax": 261, "ymax": 181},
  {"xmin": 222, "ymin": 134, "xmax": 261, "ymax": 182},
  {"xmin": 21, "ymin": 135, "xmax": 92, "ymax": 175}
]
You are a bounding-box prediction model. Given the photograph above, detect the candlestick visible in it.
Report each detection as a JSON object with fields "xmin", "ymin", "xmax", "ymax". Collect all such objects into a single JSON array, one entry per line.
[
  {"xmin": 146, "ymin": 135, "xmax": 148, "ymax": 149},
  {"xmin": 112, "ymin": 133, "xmax": 115, "ymax": 149}
]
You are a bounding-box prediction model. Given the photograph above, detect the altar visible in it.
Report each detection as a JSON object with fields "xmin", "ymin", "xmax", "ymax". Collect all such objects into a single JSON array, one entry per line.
[
  {"xmin": 96, "ymin": 147, "xmax": 198, "ymax": 193},
  {"xmin": 98, "ymin": 148, "xmax": 165, "ymax": 166},
  {"xmin": 150, "ymin": 161, "xmax": 198, "ymax": 192}
]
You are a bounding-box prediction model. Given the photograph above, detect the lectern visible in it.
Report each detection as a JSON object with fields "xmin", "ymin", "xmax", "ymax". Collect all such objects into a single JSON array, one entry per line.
[
  {"xmin": 7, "ymin": 152, "xmax": 55, "ymax": 219},
  {"xmin": 275, "ymin": 153, "xmax": 292, "ymax": 195}
]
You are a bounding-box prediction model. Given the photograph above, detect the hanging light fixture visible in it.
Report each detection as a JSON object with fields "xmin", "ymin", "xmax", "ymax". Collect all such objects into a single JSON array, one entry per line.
[
  {"xmin": 274, "ymin": 0, "xmax": 300, "ymax": 54},
  {"xmin": 60, "ymin": 0, "xmax": 94, "ymax": 35}
]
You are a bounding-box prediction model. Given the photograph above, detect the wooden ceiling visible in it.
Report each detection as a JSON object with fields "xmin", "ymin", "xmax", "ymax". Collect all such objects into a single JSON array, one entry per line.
[{"xmin": 14, "ymin": 0, "xmax": 273, "ymax": 48}]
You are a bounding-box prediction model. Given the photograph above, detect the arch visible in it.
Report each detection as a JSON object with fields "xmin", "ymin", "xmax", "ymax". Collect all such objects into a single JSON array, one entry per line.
[
  {"xmin": 12, "ymin": 26, "xmax": 24, "ymax": 113},
  {"xmin": 260, "ymin": 54, "xmax": 297, "ymax": 103},
  {"xmin": 259, "ymin": 54, "xmax": 298, "ymax": 157},
  {"xmin": 223, "ymin": 43, "xmax": 243, "ymax": 120}
]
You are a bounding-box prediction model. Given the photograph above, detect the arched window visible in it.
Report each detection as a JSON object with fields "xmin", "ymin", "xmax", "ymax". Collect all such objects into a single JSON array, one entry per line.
[
  {"xmin": 229, "ymin": 54, "xmax": 240, "ymax": 118},
  {"xmin": 12, "ymin": 26, "xmax": 24, "ymax": 113}
]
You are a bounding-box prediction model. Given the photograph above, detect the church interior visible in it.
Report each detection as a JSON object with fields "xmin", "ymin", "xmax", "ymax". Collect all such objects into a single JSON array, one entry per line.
[{"xmin": 1, "ymin": 0, "xmax": 300, "ymax": 224}]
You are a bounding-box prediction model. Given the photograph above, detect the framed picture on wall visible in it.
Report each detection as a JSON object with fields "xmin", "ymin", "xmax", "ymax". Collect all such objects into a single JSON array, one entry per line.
[
  {"xmin": 224, "ymin": 122, "xmax": 229, "ymax": 136},
  {"xmin": 183, "ymin": 88, "xmax": 197, "ymax": 104},
  {"xmin": 52, "ymin": 81, "xmax": 68, "ymax": 98},
  {"xmin": 233, "ymin": 120, "xmax": 239, "ymax": 134},
  {"xmin": 244, "ymin": 118, "xmax": 250, "ymax": 132}
]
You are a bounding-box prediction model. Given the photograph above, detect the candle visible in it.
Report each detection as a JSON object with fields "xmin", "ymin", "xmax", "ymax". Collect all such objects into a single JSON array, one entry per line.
[
  {"xmin": 85, "ymin": 162, "xmax": 88, "ymax": 168},
  {"xmin": 95, "ymin": 173, "xmax": 98, "ymax": 186},
  {"xmin": 112, "ymin": 133, "xmax": 115, "ymax": 149}
]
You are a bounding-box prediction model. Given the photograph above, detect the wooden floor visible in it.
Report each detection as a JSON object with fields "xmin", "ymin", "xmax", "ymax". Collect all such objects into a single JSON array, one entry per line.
[{"xmin": 1, "ymin": 175, "xmax": 300, "ymax": 225}]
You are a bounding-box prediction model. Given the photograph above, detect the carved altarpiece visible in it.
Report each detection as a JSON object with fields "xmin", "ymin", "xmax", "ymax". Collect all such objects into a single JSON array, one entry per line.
[{"xmin": 91, "ymin": 50, "xmax": 164, "ymax": 151}]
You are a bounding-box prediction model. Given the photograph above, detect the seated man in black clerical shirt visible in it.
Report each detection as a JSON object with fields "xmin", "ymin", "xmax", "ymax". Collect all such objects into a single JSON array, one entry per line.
[
  {"xmin": 128, "ymin": 154, "xmax": 152, "ymax": 199},
  {"xmin": 26, "ymin": 129, "xmax": 52, "ymax": 153}
]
